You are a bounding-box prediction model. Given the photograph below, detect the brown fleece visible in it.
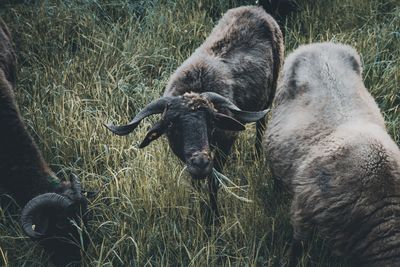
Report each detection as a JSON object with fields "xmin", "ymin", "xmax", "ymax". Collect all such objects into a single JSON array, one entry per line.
[{"xmin": 0, "ymin": 20, "xmax": 62, "ymax": 205}]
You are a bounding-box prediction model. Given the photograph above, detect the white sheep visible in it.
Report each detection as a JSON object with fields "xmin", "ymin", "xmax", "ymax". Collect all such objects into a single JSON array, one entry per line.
[{"xmin": 265, "ymin": 42, "xmax": 400, "ymax": 266}]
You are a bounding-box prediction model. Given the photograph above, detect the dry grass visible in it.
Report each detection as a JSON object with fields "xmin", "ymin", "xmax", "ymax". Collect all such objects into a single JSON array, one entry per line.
[{"xmin": 0, "ymin": 0, "xmax": 398, "ymax": 266}]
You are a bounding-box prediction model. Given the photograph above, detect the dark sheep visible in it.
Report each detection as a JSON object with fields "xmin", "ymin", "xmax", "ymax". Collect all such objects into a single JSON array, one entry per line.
[
  {"xmin": 106, "ymin": 6, "xmax": 284, "ymax": 220},
  {"xmin": 265, "ymin": 42, "xmax": 400, "ymax": 266},
  {"xmin": 0, "ymin": 19, "xmax": 89, "ymax": 267}
]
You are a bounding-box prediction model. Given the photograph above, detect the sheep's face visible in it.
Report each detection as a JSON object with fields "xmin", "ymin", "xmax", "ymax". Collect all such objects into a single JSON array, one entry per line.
[
  {"xmin": 164, "ymin": 94, "xmax": 217, "ymax": 179},
  {"xmin": 143, "ymin": 93, "xmax": 243, "ymax": 179},
  {"xmin": 106, "ymin": 92, "xmax": 269, "ymax": 179},
  {"xmin": 39, "ymin": 194, "xmax": 88, "ymax": 266},
  {"xmin": 21, "ymin": 176, "xmax": 90, "ymax": 266}
]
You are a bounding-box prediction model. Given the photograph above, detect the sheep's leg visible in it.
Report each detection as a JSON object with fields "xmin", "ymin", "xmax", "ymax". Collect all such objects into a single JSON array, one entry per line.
[
  {"xmin": 207, "ymin": 173, "xmax": 220, "ymax": 223},
  {"xmin": 205, "ymin": 135, "xmax": 235, "ymax": 224},
  {"xmin": 273, "ymin": 177, "xmax": 285, "ymax": 193},
  {"xmin": 204, "ymin": 152, "xmax": 225, "ymax": 225},
  {"xmin": 189, "ymin": 173, "xmax": 220, "ymax": 225},
  {"xmin": 190, "ymin": 179, "xmax": 210, "ymax": 224},
  {"xmin": 255, "ymin": 116, "xmax": 267, "ymax": 157},
  {"xmin": 287, "ymin": 197, "xmax": 313, "ymax": 267},
  {"xmin": 287, "ymin": 238, "xmax": 305, "ymax": 267}
]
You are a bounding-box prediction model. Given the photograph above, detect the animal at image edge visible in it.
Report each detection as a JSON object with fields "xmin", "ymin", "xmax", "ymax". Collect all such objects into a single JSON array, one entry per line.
[
  {"xmin": 265, "ymin": 42, "xmax": 400, "ymax": 266},
  {"xmin": 0, "ymin": 19, "xmax": 90, "ymax": 267},
  {"xmin": 106, "ymin": 5, "xmax": 284, "ymax": 221}
]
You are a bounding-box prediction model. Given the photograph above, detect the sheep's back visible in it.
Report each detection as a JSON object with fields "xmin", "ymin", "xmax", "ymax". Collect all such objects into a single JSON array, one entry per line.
[
  {"xmin": 0, "ymin": 19, "xmax": 16, "ymax": 87},
  {"xmin": 165, "ymin": 6, "xmax": 283, "ymax": 112},
  {"xmin": 265, "ymin": 42, "xmax": 385, "ymax": 186},
  {"xmin": 273, "ymin": 43, "xmax": 383, "ymax": 126},
  {"xmin": 206, "ymin": 6, "xmax": 283, "ymax": 111},
  {"xmin": 292, "ymin": 127, "xmax": 400, "ymax": 265}
]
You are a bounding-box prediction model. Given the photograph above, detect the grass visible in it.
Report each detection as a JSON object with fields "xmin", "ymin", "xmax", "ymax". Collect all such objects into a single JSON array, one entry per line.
[{"xmin": 0, "ymin": 0, "xmax": 399, "ymax": 266}]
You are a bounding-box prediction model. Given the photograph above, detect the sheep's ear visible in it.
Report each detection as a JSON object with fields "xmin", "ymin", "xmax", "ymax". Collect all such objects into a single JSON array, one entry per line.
[
  {"xmin": 139, "ymin": 120, "xmax": 168, "ymax": 148},
  {"xmin": 214, "ymin": 113, "xmax": 245, "ymax": 131}
]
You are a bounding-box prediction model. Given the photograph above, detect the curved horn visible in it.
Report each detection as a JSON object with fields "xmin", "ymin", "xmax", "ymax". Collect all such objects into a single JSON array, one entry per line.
[
  {"xmin": 201, "ymin": 92, "xmax": 241, "ymax": 111},
  {"xmin": 201, "ymin": 92, "xmax": 269, "ymax": 123},
  {"xmin": 104, "ymin": 96, "xmax": 174, "ymax": 136},
  {"xmin": 21, "ymin": 193, "xmax": 73, "ymax": 240}
]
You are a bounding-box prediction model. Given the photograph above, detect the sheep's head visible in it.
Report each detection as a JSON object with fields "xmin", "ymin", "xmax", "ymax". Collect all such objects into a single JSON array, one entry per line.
[
  {"xmin": 105, "ymin": 92, "xmax": 268, "ymax": 179},
  {"xmin": 20, "ymin": 174, "xmax": 89, "ymax": 266}
]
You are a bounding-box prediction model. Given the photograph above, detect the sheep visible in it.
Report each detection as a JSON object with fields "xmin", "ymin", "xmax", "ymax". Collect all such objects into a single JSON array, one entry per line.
[
  {"xmin": 106, "ymin": 5, "xmax": 284, "ymax": 221},
  {"xmin": 0, "ymin": 19, "xmax": 89, "ymax": 267},
  {"xmin": 265, "ymin": 42, "xmax": 400, "ymax": 266}
]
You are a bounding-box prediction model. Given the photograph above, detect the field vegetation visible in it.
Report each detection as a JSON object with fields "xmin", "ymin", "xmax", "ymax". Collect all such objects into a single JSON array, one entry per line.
[{"xmin": 0, "ymin": 0, "xmax": 399, "ymax": 266}]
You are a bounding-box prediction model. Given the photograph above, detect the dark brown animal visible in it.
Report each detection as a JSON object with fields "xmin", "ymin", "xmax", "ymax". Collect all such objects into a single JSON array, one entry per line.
[
  {"xmin": 265, "ymin": 42, "xmax": 400, "ymax": 266},
  {"xmin": 106, "ymin": 6, "xmax": 284, "ymax": 221},
  {"xmin": 0, "ymin": 19, "xmax": 89, "ymax": 267}
]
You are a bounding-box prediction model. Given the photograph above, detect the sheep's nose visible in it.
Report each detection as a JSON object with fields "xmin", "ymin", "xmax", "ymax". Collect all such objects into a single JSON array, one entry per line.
[
  {"xmin": 190, "ymin": 155, "xmax": 211, "ymax": 169},
  {"xmin": 187, "ymin": 151, "xmax": 213, "ymax": 179}
]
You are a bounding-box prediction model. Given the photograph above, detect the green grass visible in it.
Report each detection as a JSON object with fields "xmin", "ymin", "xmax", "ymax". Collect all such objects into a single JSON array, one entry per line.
[{"xmin": 0, "ymin": 0, "xmax": 399, "ymax": 266}]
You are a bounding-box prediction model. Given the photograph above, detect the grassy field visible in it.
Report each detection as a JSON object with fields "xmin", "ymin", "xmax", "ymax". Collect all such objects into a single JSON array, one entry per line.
[{"xmin": 0, "ymin": 0, "xmax": 399, "ymax": 266}]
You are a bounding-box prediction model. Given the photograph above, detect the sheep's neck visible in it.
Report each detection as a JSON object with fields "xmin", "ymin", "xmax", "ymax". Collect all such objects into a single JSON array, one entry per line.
[{"xmin": 0, "ymin": 74, "xmax": 60, "ymax": 205}]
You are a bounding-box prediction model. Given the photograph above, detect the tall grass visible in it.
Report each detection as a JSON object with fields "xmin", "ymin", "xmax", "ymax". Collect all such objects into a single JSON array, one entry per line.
[{"xmin": 0, "ymin": 0, "xmax": 399, "ymax": 266}]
